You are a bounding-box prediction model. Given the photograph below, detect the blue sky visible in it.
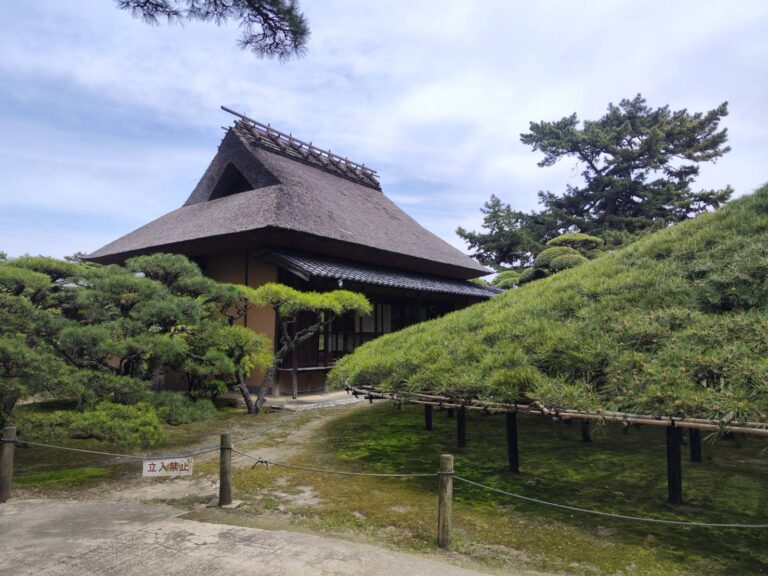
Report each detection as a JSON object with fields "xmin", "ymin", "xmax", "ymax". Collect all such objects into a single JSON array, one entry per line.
[{"xmin": 1, "ymin": 1, "xmax": 767, "ymax": 262}]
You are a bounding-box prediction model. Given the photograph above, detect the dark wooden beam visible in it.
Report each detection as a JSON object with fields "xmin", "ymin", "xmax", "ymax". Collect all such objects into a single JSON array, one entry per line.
[
  {"xmin": 666, "ymin": 425, "xmax": 683, "ymax": 504},
  {"xmin": 446, "ymin": 408, "xmax": 454, "ymax": 419},
  {"xmin": 424, "ymin": 404, "xmax": 433, "ymax": 431},
  {"xmin": 506, "ymin": 412, "xmax": 519, "ymax": 473}
]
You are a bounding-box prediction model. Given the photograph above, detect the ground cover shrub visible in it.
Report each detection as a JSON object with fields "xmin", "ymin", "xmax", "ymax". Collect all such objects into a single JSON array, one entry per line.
[
  {"xmin": 546, "ymin": 232, "xmax": 604, "ymax": 253},
  {"xmin": 532, "ymin": 246, "xmax": 578, "ymax": 269},
  {"xmin": 492, "ymin": 270, "xmax": 520, "ymax": 290},
  {"xmin": 549, "ymin": 253, "xmax": 588, "ymax": 272},
  {"xmin": 16, "ymin": 401, "xmax": 165, "ymax": 449},
  {"xmin": 146, "ymin": 391, "xmax": 217, "ymax": 425},
  {"xmin": 330, "ymin": 184, "xmax": 768, "ymax": 422}
]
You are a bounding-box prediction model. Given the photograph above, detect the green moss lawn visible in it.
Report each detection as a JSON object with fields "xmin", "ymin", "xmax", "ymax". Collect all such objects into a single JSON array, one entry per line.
[{"xmin": 206, "ymin": 403, "xmax": 768, "ymax": 575}]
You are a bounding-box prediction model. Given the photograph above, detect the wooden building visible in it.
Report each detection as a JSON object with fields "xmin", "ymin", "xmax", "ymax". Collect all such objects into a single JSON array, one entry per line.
[{"xmin": 89, "ymin": 109, "xmax": 498, "ymax": 394}]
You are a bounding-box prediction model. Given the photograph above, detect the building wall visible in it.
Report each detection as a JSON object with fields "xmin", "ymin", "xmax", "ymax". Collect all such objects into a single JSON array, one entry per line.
[{"xmin": 202, "ymin": 250, "xmax": 278, "ymax": 390}]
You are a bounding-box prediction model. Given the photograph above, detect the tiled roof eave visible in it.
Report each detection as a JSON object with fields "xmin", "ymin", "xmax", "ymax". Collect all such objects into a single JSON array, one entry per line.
[{"xmin": 262, "ymin": 250, "xmax": 499, "ymax": 299}]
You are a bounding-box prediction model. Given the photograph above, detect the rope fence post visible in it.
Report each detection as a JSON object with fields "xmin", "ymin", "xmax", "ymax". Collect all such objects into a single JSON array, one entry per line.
[
  {"xmin": 437, "ymin": 453, "xmax": 454, "ymax": 549},
  {"xmin": 0, "ymin": 426, "xmax": 15, "ymax": 504},
  {"xmin": 219, "ymin": 433, "xmax": 233, "ymax": 507}
]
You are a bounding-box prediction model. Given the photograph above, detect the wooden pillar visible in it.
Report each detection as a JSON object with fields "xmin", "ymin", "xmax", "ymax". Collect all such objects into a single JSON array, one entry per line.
[
  {"xmin": 218, "ymin": 433, "xmax": 233, "ymax": 507},
  {"xmin": 506, "ymin": 412, "xmax": 519, "ymax": 473},
  {"xmin": 424, "ymin": 404, "xmax": 433, "ymax": 431},
  {"xmin": 291, "ymin": 348, "xmax": 299, "ymax": 400},
  {"xmin": 580, "ymin": 420, "xmax": 592, "ymax": 442},
  {"xmin": 0, "ymin": 427, "xmax": 16, "ymax": 504},
  {"xmin": 437, "ymin": 454, "xmax": 454, "ymax": 549},
  {"xmin": 446, "ymin": 408, "xmax": 454, "ymax": 419},
  {"xmin": 457, "ymin": 405, "xmax": 467, "ymax": 448},
  {"xmin": 689, "ymin": 428, "xmax": 702, "ymax": 463},
  {"xmin": 666, "ymin": 425, "xmax": 683, "ymax": 504}
]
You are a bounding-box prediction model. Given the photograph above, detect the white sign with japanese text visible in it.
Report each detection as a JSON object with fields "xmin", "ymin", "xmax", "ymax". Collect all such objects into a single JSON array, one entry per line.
[{"xmin": 142, "ymin": 458, "xmax": 193, "ymax": 477}]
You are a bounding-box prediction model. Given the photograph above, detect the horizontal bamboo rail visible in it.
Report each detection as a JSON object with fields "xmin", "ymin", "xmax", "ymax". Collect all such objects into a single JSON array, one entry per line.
[{"xmin": 346, "ymin": 386, "xmax": 768, "ymax": 437}]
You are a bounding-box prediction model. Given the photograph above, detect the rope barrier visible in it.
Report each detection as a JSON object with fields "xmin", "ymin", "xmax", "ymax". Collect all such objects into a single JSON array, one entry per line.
[
  {"xmin": 231, "ymin": 448, "xmax": 437, "ymax": 478},
  {"xmin": 14, "ymin": 440, "xmax": 221, "ymax": 461},
  {"xmin": 453, "ymin": 476, "xmax": 768, "ymax": 528},
  {"xmin": 9, "ymin": 409, "xmax": 300, "ymax": 461}
]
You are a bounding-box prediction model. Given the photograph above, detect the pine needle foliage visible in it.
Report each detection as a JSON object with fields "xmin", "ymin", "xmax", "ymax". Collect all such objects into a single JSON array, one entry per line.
[{"xmin": 330, "ymin": 184, "xmax": 768, "ymax": 423}]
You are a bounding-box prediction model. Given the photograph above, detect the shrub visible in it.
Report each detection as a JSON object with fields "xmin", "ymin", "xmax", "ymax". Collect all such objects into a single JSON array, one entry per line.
[
  {"xmin": 532, "ymin": 246, "xmax": 579, "ymax": 269},
  {"xmin": 546, "ymin": 233, "xmax": 604, "ymax": 253},
  {"xmin": 518, "ymin": 267, "xmax": 549, "ymax": 285},
  {"xmin": 17, "ymin": 402, "xmax": 165, "ymax": 449},
  {"xmin": 492, "ymin": 270, "xmax": 521, "ymax": 290},
  {"xmin": 146, "ymin": 392, "xmax": 217, "ymax": 425},
  {"xmin": 549, "ymin": 253, "xmax": 588, "ymax": 272}
]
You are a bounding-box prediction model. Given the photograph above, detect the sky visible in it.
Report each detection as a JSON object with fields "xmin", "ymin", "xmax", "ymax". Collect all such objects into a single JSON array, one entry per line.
[{"xmin": 1, "ymin": 1, "xmax": 767, "ymax": 264}]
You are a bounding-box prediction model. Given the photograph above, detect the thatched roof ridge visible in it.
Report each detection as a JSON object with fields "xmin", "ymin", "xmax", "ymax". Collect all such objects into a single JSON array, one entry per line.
[{"xmin": 89, "ymin": 119, "xmax": 488, "ymax": 279}]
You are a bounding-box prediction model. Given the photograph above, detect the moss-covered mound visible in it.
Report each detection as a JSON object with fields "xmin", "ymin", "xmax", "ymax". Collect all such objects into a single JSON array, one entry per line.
[{"xmin": 330, "ymin": 185, "xmax": 768, "ymax": 421}]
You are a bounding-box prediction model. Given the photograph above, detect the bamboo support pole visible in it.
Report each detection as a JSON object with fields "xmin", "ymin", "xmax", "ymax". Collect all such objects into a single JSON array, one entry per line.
[
  {"xmin": 219, "ymin": 433, "xmax": 233, "ymax": 507},
  {"xmin": 348, "ymin": 386, "xmax": 768, "ymax": 436},
  {"xmin": 457, "ymin": 406, "xmax": 467, "ymax": 448},
  {"xmin": 666, "ymin": 425, "xmax": 683, "ymax": 504},
  {"xmin": 0, "ymin": 427, "xmax": 15, "ymax": 504},
  {"xmin": 690, "ymin": 429, "xmax": 702, "ymax": 462},
  {"xmin": 506, "ymin": 412, "xmax": 519, "ymax": 473},
  {"xmin": 581, "ymin": 420, "xmax": 592, "ymax": 443},
  {"xmin": 437, "ymin": 454, "xmax": 454, "ymax": 549}
]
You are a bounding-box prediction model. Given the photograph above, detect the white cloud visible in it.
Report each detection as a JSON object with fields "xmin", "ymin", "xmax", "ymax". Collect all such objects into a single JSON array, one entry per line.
[{"xmin": 0, "ymin": 0, "xmax": 767, "ymax": 258}]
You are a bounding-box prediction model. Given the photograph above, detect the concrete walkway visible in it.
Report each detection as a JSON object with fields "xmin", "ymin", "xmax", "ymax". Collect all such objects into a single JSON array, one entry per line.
[{"xmin": 0, "ymin": 500, "xmax": 496, "ymax": 576}]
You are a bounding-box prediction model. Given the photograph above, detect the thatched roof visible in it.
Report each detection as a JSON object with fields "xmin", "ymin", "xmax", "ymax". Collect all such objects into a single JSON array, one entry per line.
[{"xmin": 89, "ymin": 113, "xmax": 488, "ymax": 279}]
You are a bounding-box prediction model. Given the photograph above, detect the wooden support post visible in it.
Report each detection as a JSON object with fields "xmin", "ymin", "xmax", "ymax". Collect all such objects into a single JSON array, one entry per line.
[
  {"xmin": 689, "ymin": 428, "xmax": 702, "ymax": 463},
  {"xmin": 219, "ymin": 433, "xmax": 233, "ymax": 507},
  {"xmin": 457, "ymin": 405, "xmax": 467, "ymax": 448},
  {"xmin": 0, "ymin": 427, "xmax": 16, "ymax": 504},
  {"xmin": 424, "ymin": 404, "xmax": 433, "ymax": 431},
  {"xmin": 581, "ymin": 419, "xmax": 592, "ymax": 443},
  {"xmin": 291, "ymin": 354, "xmax": 299, "ymax": 400},
  {"xmin": 446, "ymin": 408, "xmax": 454, "ymax": 419},
  {"xmin": 666, "ymin": 425, "xmax": 683, "ymax": 504},
  {"xmin": 506, "ymin": 412, "xmax": 519, "ymax": 473},
  {"xmin": 437, "ymin": 454, "xmax": 454, "ymax": 549}
]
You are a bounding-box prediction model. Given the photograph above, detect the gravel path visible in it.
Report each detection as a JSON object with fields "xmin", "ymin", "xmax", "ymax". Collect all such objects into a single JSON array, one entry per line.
[{"xmin": 0, "ymin": 500, "xmax": 501, "ymax": 576}]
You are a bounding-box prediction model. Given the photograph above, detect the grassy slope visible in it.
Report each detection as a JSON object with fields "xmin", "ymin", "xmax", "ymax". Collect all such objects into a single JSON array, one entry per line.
[{"xmin": 330, "ymin": 185, "xmax": 768, "ymax": 421}]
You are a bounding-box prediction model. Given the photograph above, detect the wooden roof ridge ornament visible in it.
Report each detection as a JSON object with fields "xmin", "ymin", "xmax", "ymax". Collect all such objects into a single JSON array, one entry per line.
[{"xmin": 221, "ymin": 106, "xmax": 381, "ymax": 191}]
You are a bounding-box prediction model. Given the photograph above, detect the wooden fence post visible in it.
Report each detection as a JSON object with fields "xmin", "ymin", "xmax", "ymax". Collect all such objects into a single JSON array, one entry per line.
[
  {"xmin": 437, "ymin": 454, "xmax": 454, "ymax": 549},
  {"xmin": 689, "ymin": 429, "xmax": 702, "ymax": 462},
  {"xmin": 219, "ymin": 433, "xmax": 233, "ymax": 507},
  {"xmin": 666, "ymin": 425, "xmax": 683, "ymax": 504},
  {"xmin": 506, "ymin": 412, "xmax": 519, "ymax": 473},
  {"xmin": 424, "ymin": 404, "xmax": 433, "ymax": 431},
  {"xmin": 457, "ymin": 406, "xmax": 467, "ymax": 448},
  {"xmin": 446, "ymin": 408, "xmax": 454, "ymax": 419},
  {"xmin": 0, "ymin": 426, "xmax": 16, "ymax": 504}
]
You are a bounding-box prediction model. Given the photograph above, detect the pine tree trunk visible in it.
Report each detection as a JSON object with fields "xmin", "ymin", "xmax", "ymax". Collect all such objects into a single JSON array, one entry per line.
[{"xmin": 236, "ymin": 369, "xmax": 256, "ymax": 415}]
